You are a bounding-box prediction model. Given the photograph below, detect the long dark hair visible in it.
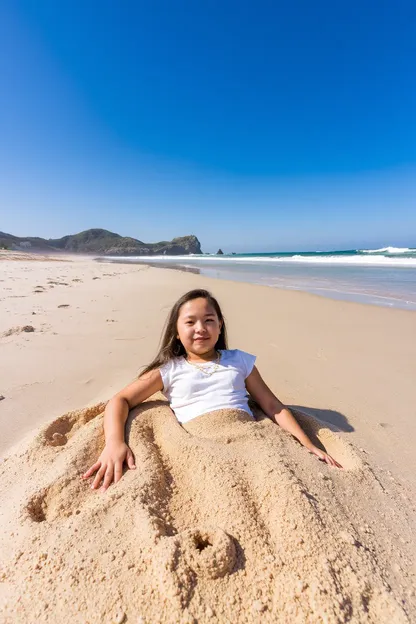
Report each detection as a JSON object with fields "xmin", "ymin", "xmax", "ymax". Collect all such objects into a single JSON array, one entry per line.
[{"xmin": 139, "ymin": 289, "xmax": 228, "ymax": 377}]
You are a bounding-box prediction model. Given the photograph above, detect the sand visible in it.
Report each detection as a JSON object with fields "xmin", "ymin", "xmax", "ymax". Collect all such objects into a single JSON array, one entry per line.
[{"xmin": 0, "ymin": 252, "xmax": 415, "ymax": 623}]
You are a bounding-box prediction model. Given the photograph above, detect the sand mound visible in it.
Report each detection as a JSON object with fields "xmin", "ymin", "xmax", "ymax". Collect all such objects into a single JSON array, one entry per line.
[{"xmin": 0, "ymin": 396, "xmax": 412, "ymax": 623}]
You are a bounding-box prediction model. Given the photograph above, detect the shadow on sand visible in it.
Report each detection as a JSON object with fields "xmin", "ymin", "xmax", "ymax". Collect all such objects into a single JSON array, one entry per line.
[{"xmin": 290, "ymin": 405, "xmax": 354, "ymax": 433}]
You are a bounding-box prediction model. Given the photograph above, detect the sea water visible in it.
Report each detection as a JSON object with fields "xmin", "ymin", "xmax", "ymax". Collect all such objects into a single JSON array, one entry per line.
[{"xmin": 104, "ymin": 247, "xmax": 416, "ymax": 310}]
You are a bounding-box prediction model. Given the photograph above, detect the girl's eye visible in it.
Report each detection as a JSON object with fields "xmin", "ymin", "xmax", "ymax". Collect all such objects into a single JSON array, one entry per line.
[{"xmin": 185, "ymin": 321, "xmax": 193, "ymax": 325}]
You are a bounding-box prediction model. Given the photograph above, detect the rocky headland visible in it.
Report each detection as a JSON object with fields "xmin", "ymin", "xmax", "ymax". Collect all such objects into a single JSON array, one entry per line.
[{"xmin": 0, "ymin": 229, "xmax": 202, "ymax": 256}]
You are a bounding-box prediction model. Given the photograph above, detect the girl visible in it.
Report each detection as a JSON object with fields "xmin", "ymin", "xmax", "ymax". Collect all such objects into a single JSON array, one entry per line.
[{"xmin": 83, "ymin": 289, "xmax": 341, "ymax": 491}]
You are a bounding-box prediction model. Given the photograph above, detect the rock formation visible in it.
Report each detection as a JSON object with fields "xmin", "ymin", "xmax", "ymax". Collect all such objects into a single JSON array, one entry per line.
[{"xmin": 0, "ymin": 229, "xmax": 203, "ymax": 256}]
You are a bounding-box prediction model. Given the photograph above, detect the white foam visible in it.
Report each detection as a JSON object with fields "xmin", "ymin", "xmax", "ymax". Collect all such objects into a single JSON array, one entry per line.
[
  {"xmin": 360, "ymin": 246, "xmax": 414, "ymax": 254},
  {"xmin": 106, "ymin": 254, "xmax": 416, "ymax": 267}
]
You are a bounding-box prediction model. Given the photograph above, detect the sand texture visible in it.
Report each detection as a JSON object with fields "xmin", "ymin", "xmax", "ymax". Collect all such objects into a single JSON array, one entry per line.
[{"xmin": 0, "ymin": 396, "xmax": 414, "ymax": 623}]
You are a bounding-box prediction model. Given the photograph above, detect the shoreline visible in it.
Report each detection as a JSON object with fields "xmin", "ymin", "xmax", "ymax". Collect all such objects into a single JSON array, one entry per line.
[{"xmin": 98, "ymin": 256, "xmax": 416, "ymax": 311}]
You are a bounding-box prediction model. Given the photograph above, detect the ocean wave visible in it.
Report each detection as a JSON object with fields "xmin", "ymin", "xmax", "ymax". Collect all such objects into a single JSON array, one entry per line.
[
  {"xmin": 242, "ymin": 255, "xmax": 416, "ymax": 266},
  {"xmin": 360, "ymin": 246, "xmax": 415, "ymax": 254}
]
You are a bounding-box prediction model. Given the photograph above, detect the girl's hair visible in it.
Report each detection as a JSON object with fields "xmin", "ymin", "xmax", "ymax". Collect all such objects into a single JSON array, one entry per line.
[{"xmin": 139, "ymin": 289, "xmax": 228, "ymax": 377}]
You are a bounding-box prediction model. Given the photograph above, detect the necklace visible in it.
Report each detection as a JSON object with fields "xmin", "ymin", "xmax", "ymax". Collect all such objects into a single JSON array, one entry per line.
[{"xmin": 185, "ymin": 351, "xmax": 221, "ymax": 376}]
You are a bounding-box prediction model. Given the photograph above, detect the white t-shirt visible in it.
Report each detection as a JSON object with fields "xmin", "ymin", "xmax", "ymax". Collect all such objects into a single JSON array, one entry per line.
[{"xmin": 159, "ymin": 349, "xmax": 256, "ymax": 424}]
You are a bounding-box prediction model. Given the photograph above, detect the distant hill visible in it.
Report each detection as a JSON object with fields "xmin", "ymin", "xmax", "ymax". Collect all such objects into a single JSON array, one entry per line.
[{"xmin": 0, "ymin": 229, "xmax": 203, "ymax": 256}]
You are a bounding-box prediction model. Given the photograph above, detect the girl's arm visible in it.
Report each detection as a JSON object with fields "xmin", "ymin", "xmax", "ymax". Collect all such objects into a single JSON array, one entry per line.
[
  {"xmin": 103, "ymin": 369, "xmax": 163, "ymax": 443},
  {"xmin": 82, "ymin": 368, "xmax": 164, "ymax": 490},
  {"xmin": 245, "ymin": 367, "xmax": 341, "ymax": 468}
]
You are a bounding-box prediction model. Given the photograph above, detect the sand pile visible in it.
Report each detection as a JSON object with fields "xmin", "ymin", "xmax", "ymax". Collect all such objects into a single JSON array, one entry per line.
[{"xmin": 0, "ymin": 396, "xmax": 413, "ymax": 623}]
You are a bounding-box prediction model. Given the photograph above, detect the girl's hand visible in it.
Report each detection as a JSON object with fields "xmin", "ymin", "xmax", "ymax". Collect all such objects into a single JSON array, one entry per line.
[
  {"xmin": 82, "ymin": 440, "xmax": 136, "ymax": 491},
  {"xmin": 308, "ymin": 445, "xmax": 343, "ymax": 468}
]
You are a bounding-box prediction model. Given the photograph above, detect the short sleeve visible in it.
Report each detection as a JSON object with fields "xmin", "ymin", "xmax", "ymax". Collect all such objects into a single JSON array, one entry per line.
[
  {"xmin": 159, "ymin": 359, "xmax": 174, "ymax": 394},
  {"xmin": 237, "ymin": 350, "xmax": 257, "ymax": 378}
]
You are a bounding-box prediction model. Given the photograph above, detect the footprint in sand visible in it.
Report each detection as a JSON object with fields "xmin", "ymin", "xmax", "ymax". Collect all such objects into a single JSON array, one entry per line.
[
  {"xmin": 42, "ymin": 403, "xmax": 106, "ymax": 448},
  {"xmin": 25, "ymin": 476, "xmax": 91, "ymax": 523}
]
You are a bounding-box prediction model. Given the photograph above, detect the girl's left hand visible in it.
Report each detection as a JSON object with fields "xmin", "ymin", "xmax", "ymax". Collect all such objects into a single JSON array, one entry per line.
[{"xmin": 308, "ymin": 445, "xmax": 343, "ymax": 468}]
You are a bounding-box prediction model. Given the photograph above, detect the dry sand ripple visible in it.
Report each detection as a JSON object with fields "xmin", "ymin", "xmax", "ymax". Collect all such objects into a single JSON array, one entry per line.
[{"xmin": 0, "ymin": 397, "xmax": 412, "ymax": 623}]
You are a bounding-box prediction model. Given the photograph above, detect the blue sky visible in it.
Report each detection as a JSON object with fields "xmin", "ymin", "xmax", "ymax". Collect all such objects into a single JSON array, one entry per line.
[{"xmin": 1, "ymin": 1, "xmax": 415, "ymax": 253}]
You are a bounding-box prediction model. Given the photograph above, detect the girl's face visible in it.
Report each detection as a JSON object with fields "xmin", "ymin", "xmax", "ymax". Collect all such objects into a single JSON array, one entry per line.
[{"xmin": 177, "ymin": 297, "xmax": 222, "ymax": 359}]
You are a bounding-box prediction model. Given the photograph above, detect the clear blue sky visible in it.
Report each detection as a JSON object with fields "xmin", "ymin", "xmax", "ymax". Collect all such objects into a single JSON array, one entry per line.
[{"xmin": 1, "ymin": 1, "xmax": 415, "ymax": 252}]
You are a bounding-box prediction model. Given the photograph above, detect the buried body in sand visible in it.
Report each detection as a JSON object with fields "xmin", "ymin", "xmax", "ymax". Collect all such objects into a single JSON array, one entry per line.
[{"xmin": 0, "ymin": 290, "xmax": 412, "ymax": 623}]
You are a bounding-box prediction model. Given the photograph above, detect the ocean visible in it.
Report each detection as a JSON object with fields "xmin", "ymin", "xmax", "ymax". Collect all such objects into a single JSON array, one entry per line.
[{"xmin": 104, "ymin": 247, "xmax": 416, "ymax": 310}]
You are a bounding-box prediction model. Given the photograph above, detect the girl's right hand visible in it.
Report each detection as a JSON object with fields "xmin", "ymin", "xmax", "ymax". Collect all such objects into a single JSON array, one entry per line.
[
  {"xmin": 82, "ymin": 440, "xmax": 136, "ymax": 491},
  {"xmin": 308, "ymin": 445, "xmax": 343, "ymax": 468}
]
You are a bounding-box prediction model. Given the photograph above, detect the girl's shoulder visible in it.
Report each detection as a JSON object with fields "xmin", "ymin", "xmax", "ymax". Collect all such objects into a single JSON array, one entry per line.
[{"xmin": 220, "ymin": 349, "xmax": 257, "ymax": 378}]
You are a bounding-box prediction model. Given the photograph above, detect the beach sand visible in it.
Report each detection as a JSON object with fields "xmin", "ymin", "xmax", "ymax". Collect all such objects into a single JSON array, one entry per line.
[{"xmin": 0, "ymin": 252, "xmax": 415, "ymax": 622}]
